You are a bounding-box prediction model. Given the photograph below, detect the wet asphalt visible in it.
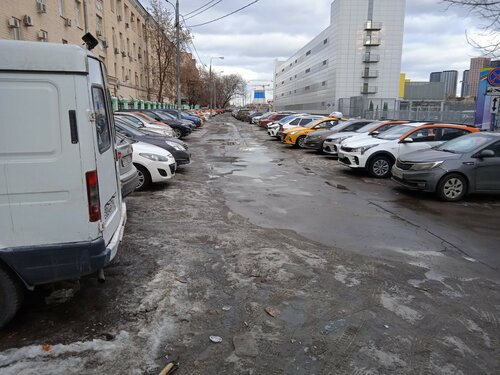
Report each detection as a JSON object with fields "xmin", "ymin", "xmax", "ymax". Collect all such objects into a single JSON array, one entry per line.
[{"xmin": 0, "ymin": 114, "xmax": 499, "ymax": 374}]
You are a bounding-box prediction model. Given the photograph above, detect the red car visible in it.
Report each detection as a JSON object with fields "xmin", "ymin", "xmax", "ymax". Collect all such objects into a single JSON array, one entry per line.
[{"xmin": 259, "ymin": 113, "xmax": 292, "ymax": 129}]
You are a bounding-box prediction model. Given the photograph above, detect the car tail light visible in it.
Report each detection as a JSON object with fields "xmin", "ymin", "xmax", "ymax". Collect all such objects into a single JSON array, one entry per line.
[
  {"xmin": 85, "ymin": 170, "xmax": 101, "ymax": 222},
  {"xmin": 116, "ymin": 150, "xmax": 123, "ymax": 159}
]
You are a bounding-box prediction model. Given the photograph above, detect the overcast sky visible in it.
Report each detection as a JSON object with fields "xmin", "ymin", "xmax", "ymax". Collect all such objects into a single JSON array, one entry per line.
[{"xmin": 141, "ymin": 0, "xmax": 486, "ymax": 86}]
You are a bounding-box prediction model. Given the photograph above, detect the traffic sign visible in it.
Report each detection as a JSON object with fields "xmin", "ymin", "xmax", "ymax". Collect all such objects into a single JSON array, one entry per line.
[
  {"xmin": 487, "ymin": 68, "xmax": 500, "ymax": 86},
  {"xmin": 486, "ymin": 87, "xmax": 500, "ymax": 96},
  {"xmin": 490, "ymin": 96, "xmax": 499, "ymax": 114}
]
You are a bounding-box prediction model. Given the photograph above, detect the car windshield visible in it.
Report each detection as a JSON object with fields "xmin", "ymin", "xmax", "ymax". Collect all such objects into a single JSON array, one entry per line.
[
  {"xmin": 355, "ymin": 121, "xmax": 382, "ymax": 133},
  {"xmin": 279, "ymin": 115, "xmax": 297, "ymax": 124},
  {"xmin": 435, "ymin": 133, "xmax": 492, "ymax": 154},
  {"xmin": 135, "ymin": 112, "xmax": 157, "ymax": 123},
  {"xmin": 161, "ymin": 112, "xmax": 177, "ymax": 120},
  {"xmin": 181, "ymin": 112, "xmax": 191, "ymax": 117},
  {"xmin": 116, "ymin": 115, "xmax": 145, "ymax": 128},
  {"xmin": 149, "ymin": 111, "xmax": 171, "ymax": 121},
  {"xmin": 376, "ymin": 125, "xmax": 416, "ymax": 140},
  {"xmin": 115, "ymin": 119, "xmax": 145, "ymax": 136},
  {"xmin": 306, "ymin": 118, "xmax": 330, "ymax": 128}
]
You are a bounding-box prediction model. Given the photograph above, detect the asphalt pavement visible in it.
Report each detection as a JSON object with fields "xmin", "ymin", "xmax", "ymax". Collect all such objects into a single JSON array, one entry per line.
[{"xmin": 0, "ymin": 114, "xmax": 498, "ymax": 374}]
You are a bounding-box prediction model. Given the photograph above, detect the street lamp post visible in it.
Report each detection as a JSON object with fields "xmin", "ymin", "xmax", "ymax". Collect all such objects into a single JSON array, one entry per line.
[
  {"xmin": 165, "ymin": 0, "xmax": 181, "ymax": 119},
  {"xmin": 209, "ymin": 56, "xmax": 224, "ymax": 111},
  {"xmin": 214, "ymin": 71, "xmax": 224, "ymax": 109}
]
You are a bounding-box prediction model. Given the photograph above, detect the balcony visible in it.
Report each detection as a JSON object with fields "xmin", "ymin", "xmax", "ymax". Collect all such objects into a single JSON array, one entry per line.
[
  {"xmin": 365, "ymin": 21, "xmax": 382, "ymax": 30},
  {"xmin": 364, "ymin": 36, "xmax": 381, "ymax": 46},
  {"xmin": 363, "ymin": 53, "xmax": 380, "ymax": 63},
  {"xmin": 361, "ymin": 85, "xmax": 377, "ymax": 94},
  {"xmin": 362, "ymin": 69, "xmax": 379, "ymax": 78}
]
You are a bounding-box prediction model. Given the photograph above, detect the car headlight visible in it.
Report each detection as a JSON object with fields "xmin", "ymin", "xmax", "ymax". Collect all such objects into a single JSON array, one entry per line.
[
  {"xmin": 351, "ymin": 144, "xmax": 378, "ymax": 155},
  {"xmin": 336, "ymin": 135, "xmax": 353, "ymax": 142},
  {"xmin": 165, "ymin": 141, "xmax": 185, "ymax": 151},
  {"xmin": 289, "ymin": 131, "xmax": 299, "ymax": 135},
  {"xmin": 139, "ymin": 153, "xmax": 169, "ymax": 161},
  {"xmin": 410, "ymin": 161, "xmax": 444, "ymax": 171}
]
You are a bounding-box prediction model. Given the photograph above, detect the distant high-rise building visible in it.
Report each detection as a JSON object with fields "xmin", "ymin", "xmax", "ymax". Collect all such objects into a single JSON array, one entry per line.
[
  {"xmin": 469, "ymin": 57, "xmax": 491, "ymax": 98},
  {"xmin": 441, "ymin": 70, "xmax": 458, "ymax": 98},
  {"xmin": 461, "ymin": 70, "xmax": 470, "ymax": 97},
  {"xmin": 491, "ymin": 60, "xmax": 500, "ymax": 68},
  {"xmin": 430, "ymin": 72, "xmax": 442, "ymax": 82}
]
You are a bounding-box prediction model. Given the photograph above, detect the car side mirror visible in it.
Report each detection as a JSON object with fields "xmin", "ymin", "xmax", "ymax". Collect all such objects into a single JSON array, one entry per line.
[
  {"xmin": 401, "ymin": 138, "xmax": 413, "ymax": 143},
  {"xmin": 371, "ymin": 131, "xmax": 379, "ymax": 136},
  {"xmin": 478, "ymin": 149, "xmax": 495, "ymax": 158}
]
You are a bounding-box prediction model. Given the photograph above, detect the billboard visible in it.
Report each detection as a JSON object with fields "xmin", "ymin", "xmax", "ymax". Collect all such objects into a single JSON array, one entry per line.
[
  {"xmin": 475, "ymin": 68, "xmax": 499, "ymax": 131},
  {"xmin": 254, "ymin": 90, "xmax": 265, "ymax": 99}
]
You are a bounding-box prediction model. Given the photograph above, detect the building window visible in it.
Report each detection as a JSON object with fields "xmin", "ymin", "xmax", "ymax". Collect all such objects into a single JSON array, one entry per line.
[
  {"xmin": 135, "ymin": 73, "xmax": 139, "ymax": 86},
  {"xmin": 126, "ymin": 38, "xmax": 130, "ymax": 54},
  {"xmin": 116, "ymin": 0, "xmax": 122, "ymax": 18},
  {"xmin": 281, "ymin": 93, "xmax": 284, "ymax": 97},
  {"xmin": 294, "ymin": 90, "xmax": 297, "ymax": 93},
  {"xmin": 294, "ymin": 74, "xmax": 297, "ymax": 78},
  {"xmin": 96, "ymin": 0, "xmax": 103, "ymax": 12},
  {"xmin": 96, "ymin": 15, "xmax": 103, "ymax": 36},
  {"xmin": 323, "ymin": 38, "xmax": 328, "ymax": 44},
  {"xmin": 58, "ymin": 0, "xmax": 65, "ymax": 16},
  {"xmin": 295, "ymin": 59, "xmax": 297, "ymax": 63},
  {"xmin": 119, "ymin": 32, "xmax": 124, "ymax": 51},
  {"xmin": 290, "ymin": 77, "xmax": 292, "ymax": 81},
  {"xmin": 305, "ymin": 68, "xmax": 310, "ymax": 74},
  {"xmin": 305, "ymin": 86, "xmax": 310, "ymax": 91},
  {"xmin": 138, "ymin": 46, "xmax": 142, "ymax": 59},
  {"xmin": 75, "ymin": 1, "xmax": 82, "ymax": 27},
  {"xmin": 122, "ymin": 66, "xmax": 125, "ymax": 80},
  {"xmin": 323, "ymin": 60, "xmax": 327, "ymax": 65},
  {"xmin": 11, "ymin": 19, "xmax": 21, "ymax": 40},
  {"xmin": 112, "ymin": 27, "xmax": 116, "ymax": 49},
  {"xmin": 322, "ymin": 81, "xmax": 326, "ymax": 86},
  {"xmin": 137, "ymin": 19, "xmax": 141, "ymax": 35},
  {"xmin": 306, "ymin": 50, "xmax": 311, "ymax": 56},
  {"xmin": 133, "ymin": 42, "xmax": 136, "ymax": 58},
  {"xmin": 282, "ymin": 68, "xmax": 284, "ymax": 72},
  {"xmin": 114, "ymin": 62, "xmax": 117, "ymax": 77}
]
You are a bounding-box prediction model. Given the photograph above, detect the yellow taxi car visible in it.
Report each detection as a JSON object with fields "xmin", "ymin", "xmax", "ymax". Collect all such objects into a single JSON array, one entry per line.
[{"xmin": 282, "ymin": 117, "xmax": 348, "ymax": 148}]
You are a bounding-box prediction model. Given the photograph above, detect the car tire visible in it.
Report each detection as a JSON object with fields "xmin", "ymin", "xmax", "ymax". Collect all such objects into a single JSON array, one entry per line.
[
  {"xmin": 173, "ymin": 128, "xmax": 182, "ymax": 139},
  {"xmin": 134, "ymin": 164, "xmax": 151, "ymax": 191},
  {"xmin": 437, "ymin": 173, "xmax": 467, "ymax": 202},
  {"xmin": 368, "ymin": 155, "xmax": 393, "ymax": 178},
  {"xmin": 296, "ymin": 136, "xmax": 306, "ymax": 148},
  {"xmin": 0, "ymin": 265, "xmax": 24, "ymax": 329}
]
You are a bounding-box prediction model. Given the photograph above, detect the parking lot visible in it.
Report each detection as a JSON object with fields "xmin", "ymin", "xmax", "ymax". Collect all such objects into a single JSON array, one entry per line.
[{"xmin": 1, "ymin": 114, "xmax": 499, "ymax": 374}]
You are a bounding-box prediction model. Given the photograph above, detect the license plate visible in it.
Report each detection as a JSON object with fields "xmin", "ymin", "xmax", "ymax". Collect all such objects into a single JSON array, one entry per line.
[
  {"xmin": 338, "ymin": 152, "xmax": 344, "ymax": 159},
  {"xmin": 392, "ymin": 167, "xmax": 404, "ymax": 179}
]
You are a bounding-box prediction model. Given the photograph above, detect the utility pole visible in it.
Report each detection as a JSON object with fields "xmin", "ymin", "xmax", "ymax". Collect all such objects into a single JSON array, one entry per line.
[{"xmin": 175, "ymin": 0, "xmax": 181, "ymax": 119}]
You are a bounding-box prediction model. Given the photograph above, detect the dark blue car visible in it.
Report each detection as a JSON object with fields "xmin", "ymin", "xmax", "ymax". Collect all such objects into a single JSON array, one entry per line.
[{"xmin": 158, "ymin": 109, "xmax": 202, "ymax": 128}]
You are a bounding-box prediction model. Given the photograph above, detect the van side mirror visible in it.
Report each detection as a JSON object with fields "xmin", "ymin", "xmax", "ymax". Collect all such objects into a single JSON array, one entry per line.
[
  {"xmin": 401, "ymin": 137, "xmax": 413, "ymax": 143},
  {"xmin": 478, "ymin": 149, "xmax": 495, "ymax": 158}
]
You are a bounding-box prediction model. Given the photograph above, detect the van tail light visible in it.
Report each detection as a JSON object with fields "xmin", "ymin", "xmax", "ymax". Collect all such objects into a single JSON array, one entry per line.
[{"xmin": 85, "ymin": 170, "xmax": 101, "ymax": 222}]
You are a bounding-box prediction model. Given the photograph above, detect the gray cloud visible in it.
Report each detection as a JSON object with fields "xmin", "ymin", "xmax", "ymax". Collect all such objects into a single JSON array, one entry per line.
[{"xmin": 141, "ymin": 0, "xmax": 485, "ymax": 86}]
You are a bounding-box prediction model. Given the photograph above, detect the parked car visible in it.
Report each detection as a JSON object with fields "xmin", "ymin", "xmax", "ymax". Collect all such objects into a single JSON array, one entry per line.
[
  {"xmin": 115, "ymin": 112, "xmax": 174, "ymax": 137},
  {"xmin": 323, "ymin": 120, "xmax": 409, "ymax": 156},
  {"xmin": 253, "ymin": 111, "xmax": 276, "ymax": 124},
  {"xmin": 116, "ymin": 134, "xmax": 139, "ymax": 197},
  {"xmin": 281, "ymin": 117, "xmax": 340, "ymax": 147},
  {"xmin": 158, "ymin": 108, "xmax": 202, "ymax": 128},
  {"xmin": 302, "ymin": 119, "xmax": 370, "ymax": 151},
  {"xmin": 148, "ymin": 110, "xmax": 197, "ymax": 129},
  {"xmin": 135, "ymin": 110, "xmax": 193, "ymax": 137},
  {"xmin": 244, "ymin": 111, "xmax": 263, "ymax": 123},
  {"xmin": 338, "ymin": 123, "xmax": 480, "ymax": 178},
  {"xmin": 115, "ymin": 118, "xmax": 191, "ymax": 166},
  {"xmin": 235, "ymin": 109, "xmax": 251, "ymax": 121},
  {"xmin": 259, "ymin": 113, "xmax": 295, "ymax": 129},
  {"xmin": 391, "ymin": 132, "xmax": 500, "ymax": 201},
  {"xmin": 132, "ymin": 142, "xmax": 177, "ymax": 191},
  {"xmin": 0, "ymin": 40, "xmax": 127, "ymax": 327},
  {"xmin": 267, "ymin": 114, "xmax": 312, "ymax": 138}
]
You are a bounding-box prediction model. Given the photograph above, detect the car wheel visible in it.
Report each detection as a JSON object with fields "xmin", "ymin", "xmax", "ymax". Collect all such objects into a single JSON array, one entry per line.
[
  {"xmin": 135, "ymin": 164, "xmax": 151, "ymax": 191},
  {"xmin": 437, "ymin": 174, "xmax": 467, "ymax": 202},
  {"xmin": 0, "ymin": 265, "xmax": 24, "ymax": 328},
  {"xmin": 296, "ymin": 136, "xmax": 306, "ymax": 148},
  {"xmin": 173, "ymin": 128, "xmax": 182, "ymax": 139},
  {"xmin": 368, "ymin": 155, "xmax": 393, "ymax": 178}
]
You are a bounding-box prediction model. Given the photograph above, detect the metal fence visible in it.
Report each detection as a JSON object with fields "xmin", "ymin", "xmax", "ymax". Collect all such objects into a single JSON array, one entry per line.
[{"xmin": 363, "ymin": 110, "xmax": 476, "ymax": 125}]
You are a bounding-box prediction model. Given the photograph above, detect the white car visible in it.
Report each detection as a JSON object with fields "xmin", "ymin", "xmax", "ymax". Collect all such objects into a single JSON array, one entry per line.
[
  {"xmin": 323, "ymin": 120, "xmax": 408, "ymax": 156},
  {"xmin": 266, "ymin": 113, "xmax": 310, "ymax": 136},
  {"xmin": 132, "ymin": 142, "xmax": 177, "ymax": 190},
  {"xmin": 338, "ymin": 123, "xmax": 477, "ymax": 178},
  {"xmin": 115, "ymin": 112, "xmax": 174, "ymax": 138}
]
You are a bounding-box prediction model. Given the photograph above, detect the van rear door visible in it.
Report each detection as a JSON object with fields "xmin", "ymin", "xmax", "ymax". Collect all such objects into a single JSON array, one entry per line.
[
  {"xmin": 0, "ymin": 73, "xmax": 88, "ymax": 246},
  {"xmin": 87, "ymin": 57, "xmax": 121, "ymax": 245}
]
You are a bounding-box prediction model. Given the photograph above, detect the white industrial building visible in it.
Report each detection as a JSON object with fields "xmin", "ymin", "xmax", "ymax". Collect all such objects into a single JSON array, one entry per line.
[{"xmin": 273, "ymin": 0, "xmax": 406, "ymax": 116}]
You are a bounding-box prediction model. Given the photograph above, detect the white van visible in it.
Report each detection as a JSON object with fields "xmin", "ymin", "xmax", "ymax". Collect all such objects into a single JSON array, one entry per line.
[{"xmin": 0, "ymin": 40, "xmax": 127, "ymax": 327}]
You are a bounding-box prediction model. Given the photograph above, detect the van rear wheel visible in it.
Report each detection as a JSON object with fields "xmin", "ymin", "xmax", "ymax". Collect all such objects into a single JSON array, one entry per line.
[
  {"xmin": 0, "ymin": 265, "xmax": 24, "ymax": 328},
  {"xmin": 135, "ymin": 164, "xmax": 151, "ymax": 191}
]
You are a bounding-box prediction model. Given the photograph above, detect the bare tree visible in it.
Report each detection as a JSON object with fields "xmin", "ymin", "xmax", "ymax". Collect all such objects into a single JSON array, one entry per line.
[
  {"xmin": 145, "ymin": 0, "xmax": 191, "ymax": 102},
  {"xmin": 215, "ymin": 74, "xmax": 246, "ymax": 109},
  {"xmin": 443, "ymin": 0, "xmax": 500, "ymax": 56}
]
